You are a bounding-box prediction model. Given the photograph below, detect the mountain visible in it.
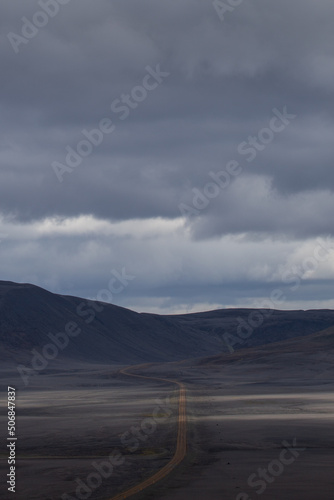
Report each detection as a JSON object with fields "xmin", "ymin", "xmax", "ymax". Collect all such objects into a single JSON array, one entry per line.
[
  {"xmin": 174, "ymin": 307, "xmax": 334, "ymax": 350},
  {"xmin": 193, "ymin": 325, "xmax": 334, "ymax": 383},
  {"xmin": 0, "ymin": 280, "xmax": 224, "ymax": 365},
  {"xmin": 1, "ymin": 280, "xmax": 334, "ymax": 366}
]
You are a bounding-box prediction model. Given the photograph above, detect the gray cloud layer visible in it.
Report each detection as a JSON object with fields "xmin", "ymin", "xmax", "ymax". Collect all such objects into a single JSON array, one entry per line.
[{"xmin": 1, "ymin": 0, "xmax": 334, "ymax": 311}]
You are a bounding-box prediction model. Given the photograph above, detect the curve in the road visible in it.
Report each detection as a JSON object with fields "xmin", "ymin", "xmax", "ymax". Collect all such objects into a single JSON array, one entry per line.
[{"xmin": 108, "ymin": 365, "xmax": 187, "ymax": 499}]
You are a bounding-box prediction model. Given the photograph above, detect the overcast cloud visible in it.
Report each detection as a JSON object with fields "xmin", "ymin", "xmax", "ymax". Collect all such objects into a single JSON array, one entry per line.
[{"xmin": 1, "ymin": 0, "xmax": 334, "ymax": 313}]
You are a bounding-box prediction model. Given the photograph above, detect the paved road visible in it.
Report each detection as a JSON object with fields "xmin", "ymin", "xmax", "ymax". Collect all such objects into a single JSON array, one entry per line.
[{"xmin": 109, "ymin": 365, "xmax": 187, "ymax": 499}]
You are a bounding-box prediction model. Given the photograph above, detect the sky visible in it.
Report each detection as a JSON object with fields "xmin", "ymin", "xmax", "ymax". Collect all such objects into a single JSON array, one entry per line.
[{"xmin": 1, "ymin": 0, "xmax": 334, "ymax": 314}]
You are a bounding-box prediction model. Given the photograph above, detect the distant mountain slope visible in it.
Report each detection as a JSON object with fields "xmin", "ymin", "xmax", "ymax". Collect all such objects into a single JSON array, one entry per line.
[
  {"xmin": 0, "ymin": 281, "xmax": 225, "ymax": 365},
  {"xmin": 195, "ymin": 325, "xmax": 334, "ymax": 368},
  {"xmin": 1, "ymin": 281, "xmax": 334, "ymax": 365},
  {"xmin": 174, "ymin": 308, "xmax": 334, "ymax": 350}
]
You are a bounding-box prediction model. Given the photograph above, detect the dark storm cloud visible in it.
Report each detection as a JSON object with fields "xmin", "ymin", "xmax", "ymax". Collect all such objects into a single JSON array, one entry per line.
[
  {"xmin": 1, "ymin": 0, "xmax": 334, "ymax": 235},
  {"xmin": 186, "ymin": 174, "xmax": 334, "ymax": 240}
]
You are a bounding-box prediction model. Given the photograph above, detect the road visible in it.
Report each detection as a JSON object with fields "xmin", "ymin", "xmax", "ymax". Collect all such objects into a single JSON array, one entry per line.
[{"xmin": 109, "ymin": 365, "xmax": 187, "ymax": 499}]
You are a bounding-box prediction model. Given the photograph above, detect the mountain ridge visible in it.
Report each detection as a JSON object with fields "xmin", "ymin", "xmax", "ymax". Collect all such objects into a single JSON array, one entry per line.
[{"xmin": 1, "ymin": 280, "xmax": 334, "ymax": 365}]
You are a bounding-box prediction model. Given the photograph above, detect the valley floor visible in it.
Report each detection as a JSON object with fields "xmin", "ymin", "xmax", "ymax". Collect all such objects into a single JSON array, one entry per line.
[{"xmin": 1, "ymin": 360, "xmax": 334, "ymax": 499}]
